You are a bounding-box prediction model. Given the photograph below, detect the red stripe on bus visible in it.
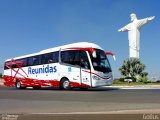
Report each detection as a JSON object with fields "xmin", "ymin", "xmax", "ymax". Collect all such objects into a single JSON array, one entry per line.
[
  {"xmin": 82, "ymin": 70, "xmax": 110, "ymax": 80},
  {"xmin": 3, "ymin": 75, "xmax": 90, "ymax": 88}
]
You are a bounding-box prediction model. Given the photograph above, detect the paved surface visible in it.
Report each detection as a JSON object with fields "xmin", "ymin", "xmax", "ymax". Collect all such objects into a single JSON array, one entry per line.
[
  {"xmin": 0, "ymin": 79, "xmax": 4, "ymax": 86},
  {"xmin": 2, "ymin": 113, "xmax": 160, "ymax": 120},
  {"xmin": 0, "ymin": 85, "xmax": 160, "ymax": 119},
  {"xmin": 0, "ymin": 86, "xmax": 160, "ymax": 112}
]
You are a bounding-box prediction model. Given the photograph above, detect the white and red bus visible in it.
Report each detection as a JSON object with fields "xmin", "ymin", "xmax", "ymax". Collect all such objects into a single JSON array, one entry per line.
[{"xmin": 3, "ymin": 42, "xmax": 115, "ymax": 90}]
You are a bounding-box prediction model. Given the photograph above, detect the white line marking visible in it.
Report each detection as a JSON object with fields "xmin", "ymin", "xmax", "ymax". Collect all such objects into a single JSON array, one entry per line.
[{"xmin": 30, "ymin": 109, "xmax": 160, "ymax": 115}]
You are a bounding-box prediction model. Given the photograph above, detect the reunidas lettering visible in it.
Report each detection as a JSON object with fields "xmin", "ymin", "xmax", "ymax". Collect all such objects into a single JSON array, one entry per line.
[{"xmin": 28, "ymin": 65, "xmax": 57, "ymax": 74}]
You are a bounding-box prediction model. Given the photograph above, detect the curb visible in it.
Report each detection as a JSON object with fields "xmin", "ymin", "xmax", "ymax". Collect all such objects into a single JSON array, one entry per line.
[
  {"xmin": 106, "ymin": 85, "xmax": 160, "ymax": 89},
  {"xmin": 0, "ymin": 79, "xmax": 4, "ymax": 86},
  {"xmin": 0, "ymin": 79, "xmax": 160, "ymax": 88}
]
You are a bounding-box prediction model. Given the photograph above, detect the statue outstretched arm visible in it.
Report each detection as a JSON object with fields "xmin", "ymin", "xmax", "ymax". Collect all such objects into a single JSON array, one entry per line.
[
  {"xmin": 137, "ymin": 16, "xmax": 155, "ymax": 29},
  {"xmin": 118, "ymin": 24, "xmax": 130, "ymax": 32},
  {"xmin": 118, "ymin": 27, "xmax": 126, "ymax": 32},
  {"xmin": 147, "ymin": 16, "xmax": 155, "ymax": 21}
]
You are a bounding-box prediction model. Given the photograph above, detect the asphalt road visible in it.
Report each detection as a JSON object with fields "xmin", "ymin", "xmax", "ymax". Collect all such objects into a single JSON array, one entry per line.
[{"xmin": 0, "ymin": 86, "xmax": 160, "ymax": 120}]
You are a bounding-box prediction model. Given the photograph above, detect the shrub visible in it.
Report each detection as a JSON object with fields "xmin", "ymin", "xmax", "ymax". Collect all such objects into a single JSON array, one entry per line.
[
  {"xmin": 119, "ymin": 78, "xmax": 125, "ymax": 82},
  {"xmin": 119, "ymin": 58, "xmax": 148, "ymax": 82},
  {"xmin": 137, "ymin": 75, "xmax": 150, "ymax": 84},
  {"xmin": 0, "ymin": 73, "xmax": 2, "ymax": 78}
]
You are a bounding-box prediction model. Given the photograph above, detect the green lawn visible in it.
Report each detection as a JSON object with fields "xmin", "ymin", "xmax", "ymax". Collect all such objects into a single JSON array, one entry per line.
[{"xmin": 112, "ymin": 80, "xmax": 160, "ymax": 86}]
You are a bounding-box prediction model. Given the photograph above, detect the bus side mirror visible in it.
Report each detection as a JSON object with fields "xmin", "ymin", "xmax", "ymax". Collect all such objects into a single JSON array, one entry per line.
[{"xmin": 105, "ymin": 52, "xmax": 116, "ymax": 61}]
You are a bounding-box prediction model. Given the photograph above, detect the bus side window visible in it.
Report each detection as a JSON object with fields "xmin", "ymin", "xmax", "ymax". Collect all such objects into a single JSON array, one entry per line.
[
  {"xmin": 41, "ymin": 54, "xmax": 46, "ymax": 64},
  {"xmin": 61, "ymin": 50, "xmax": 80, "ymax": 66},
  {"xmin": 23, "ymin": 58, "xmax": 28, "ymax": 67},
  {"xmin": 41, "ymin": 54, "xmax": 51, "ymax": 64},
  {"xmin": 61, "ymin": 51, "xmax": 69, "ymax": 64},
  {"xmin": 33, "ymin": 56, "xmax": 39, "ymax": 65},
  {"xmin": 46, "ymin": 53, "xmax": 53, "ymax": 63},
  {"xmin": 28, "ymin": 56, "xmax": 39, "ymax": 66},
  {"xmin": 4, "ymin": 62, "xmax": 9, "ymax": 70},
  {"xmin": 52, "ymin": 52, "xmax": 59, "ymax": 63},
  {"xmin": 12, "ymin": 63, "xmax": 17, "ymax": 68},
  {"xmin": 40, "ymin": 52, "xmax": 58, "ymax": 64},
  {"xmin": 80, "ymin": 51, "xmax": 90, "ymax": 69}
]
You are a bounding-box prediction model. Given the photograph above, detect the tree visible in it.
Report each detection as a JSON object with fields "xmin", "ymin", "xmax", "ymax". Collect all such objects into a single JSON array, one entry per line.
[
  {"xmin": 0, "ymin": 73, "xmax": 2, "ymax": 78},
  {"xmin": 119, "ymin": 58, "xmax": 148, "ymax": 82}
]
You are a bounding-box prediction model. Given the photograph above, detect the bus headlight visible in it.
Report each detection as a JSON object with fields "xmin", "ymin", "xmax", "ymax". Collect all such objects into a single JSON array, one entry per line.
[{"xmin": 92, "ymin": 75, "xmax": 101, "ymax": 80}]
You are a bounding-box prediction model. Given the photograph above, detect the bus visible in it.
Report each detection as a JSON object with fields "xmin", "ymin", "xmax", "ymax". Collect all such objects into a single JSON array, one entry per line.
[{"xmin": 3, "ymin": 42, "xmax": 115, "ymax": 90}]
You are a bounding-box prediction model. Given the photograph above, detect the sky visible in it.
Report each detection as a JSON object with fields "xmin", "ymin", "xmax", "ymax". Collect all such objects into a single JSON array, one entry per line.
[{"xmin": 0, "ymin": 0, "xmax": 160, "ymax": 80}]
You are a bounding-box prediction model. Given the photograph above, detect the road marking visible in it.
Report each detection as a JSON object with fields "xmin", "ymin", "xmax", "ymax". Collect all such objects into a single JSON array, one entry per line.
[
  {"xmin": 30, "ymin": 109, "xmax": 160, "ymax": 115},
  {"xmin": 106, "ymin": 86, "xmax": 160, "ymax": 89}
]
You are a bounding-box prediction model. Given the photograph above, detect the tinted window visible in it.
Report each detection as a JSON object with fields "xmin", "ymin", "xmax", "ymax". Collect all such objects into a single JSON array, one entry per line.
[
  {"xmin": 61, "ymin": 50, "xmax": 80, "ymax": 66},
  {"xmin": 4, "ymin": 52, "xmax": 59, "ymax": 69},
  {"xmin": 90, "ymin": 49, "xmax": 111, "ymax": 73},
  {"xmin": 4, "ymin": 59, "xmax": 27, "ymax": 69},
  {"xmin": 28, "ymin": 56, "xmax": 40, "ymax": 66},
  {"xmin": 41, "ymin": 51, "xmax": 59, "ymax": 64},
  {"xmin": 80, "ymin": 51, "xmax": 90, "ymax": 69},
  {"xmin": 4, "ymin": 62, "xmax": 9, "ymax": 70},
  {"xmin": 23, "ymin": 58, "xmax": 28, "ymax": 67},
  {"xmin": 52, "ymin": 52, "xmax": 59, "ymax": 63}
]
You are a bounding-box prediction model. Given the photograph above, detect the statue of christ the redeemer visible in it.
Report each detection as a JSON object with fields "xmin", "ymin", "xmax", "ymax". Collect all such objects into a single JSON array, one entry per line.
[{"xmin": 118, "ymin": 13, "xmax": 155, "ymax": 58}]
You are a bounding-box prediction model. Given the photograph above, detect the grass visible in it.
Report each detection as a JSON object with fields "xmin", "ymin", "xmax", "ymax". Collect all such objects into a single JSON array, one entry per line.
[{"xmin": 112, "ymin": 80, "xmax": 160, "ymax": 86}]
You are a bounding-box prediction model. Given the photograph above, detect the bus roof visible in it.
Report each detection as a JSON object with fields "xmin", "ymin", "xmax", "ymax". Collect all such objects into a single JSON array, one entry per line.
[{"xmin": 5, "ymin": 42, "xmax": 103, "ymax": 62}]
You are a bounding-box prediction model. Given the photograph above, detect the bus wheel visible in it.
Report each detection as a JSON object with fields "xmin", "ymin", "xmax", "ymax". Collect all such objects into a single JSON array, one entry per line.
[
  {"xmin": 15, "ymin": 80, "xmax": 25, "ymax": 89},
  {"xmin": 60, "ymin": 78, "xmax": 71, "ymax": 90}
]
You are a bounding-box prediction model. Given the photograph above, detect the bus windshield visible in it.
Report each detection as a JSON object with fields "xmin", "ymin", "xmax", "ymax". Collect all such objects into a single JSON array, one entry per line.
[{"xmin": 90, "ymin": 49, "xmax": 112, "ymax": 73}]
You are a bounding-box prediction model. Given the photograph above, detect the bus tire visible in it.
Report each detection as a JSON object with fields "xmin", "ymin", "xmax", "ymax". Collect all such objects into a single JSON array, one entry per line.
[
  {"xmin": 15, "ymin": 80, "xmax": 25, "ymax": 89},
  {"xmin": 60, "ymin": 78, "xmax": 71, "ymax": 90}
]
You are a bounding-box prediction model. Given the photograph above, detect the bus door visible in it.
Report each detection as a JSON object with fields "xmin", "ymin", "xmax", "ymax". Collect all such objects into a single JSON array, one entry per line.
[{"xmin": 80, "ymin": 51, "xmax": 91, "ymax": 88}]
